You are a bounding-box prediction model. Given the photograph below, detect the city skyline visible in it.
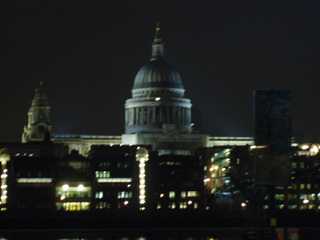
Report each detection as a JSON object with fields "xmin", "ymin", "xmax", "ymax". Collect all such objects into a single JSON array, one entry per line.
[{"xmin": 1, "ymin": 1, "xmax": 320, "ymax": 142}]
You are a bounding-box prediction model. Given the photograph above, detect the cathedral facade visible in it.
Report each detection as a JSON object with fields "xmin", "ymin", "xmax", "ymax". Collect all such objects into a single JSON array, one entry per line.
[{"xmin": 22, "ymin": 25, "xmax": 253, "ymax": 156}]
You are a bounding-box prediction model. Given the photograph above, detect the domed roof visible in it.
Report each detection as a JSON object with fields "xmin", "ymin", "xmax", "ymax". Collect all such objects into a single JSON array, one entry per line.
[
  {"xmin": 132, "ymin": 23, "xmax": 184, "ymax": 90},
  {"xmin": 133, "ymin": 59, "xmax": 184, "ymax": 89}
]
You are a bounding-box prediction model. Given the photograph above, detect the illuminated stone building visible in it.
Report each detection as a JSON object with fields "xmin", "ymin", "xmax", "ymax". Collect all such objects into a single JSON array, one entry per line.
[
  {"xmin": 121, "ymin": 24, "xmax": 208, "ymax": 155},
  {"xmin": 20, "ymin": 26, "xmax": 252, "ymax": 157}
]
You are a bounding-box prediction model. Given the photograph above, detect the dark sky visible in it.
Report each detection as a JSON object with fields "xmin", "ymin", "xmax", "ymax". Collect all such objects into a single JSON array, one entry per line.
[{"xmin": 1, "ymin": 0, "xmax": 320, "ymax": 142}]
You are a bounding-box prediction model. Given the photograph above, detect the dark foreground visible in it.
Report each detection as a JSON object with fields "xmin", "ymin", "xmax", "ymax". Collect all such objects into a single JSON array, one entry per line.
[{"xmin": 0, "ymin": 210, "xmax": 320, "ymax": 239}]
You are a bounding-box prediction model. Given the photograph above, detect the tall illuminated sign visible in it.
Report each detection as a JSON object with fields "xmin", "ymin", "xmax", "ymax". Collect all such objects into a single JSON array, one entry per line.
[{"xmin": 136, "ymin": 147, "xmax": 149, "ymax": 210}]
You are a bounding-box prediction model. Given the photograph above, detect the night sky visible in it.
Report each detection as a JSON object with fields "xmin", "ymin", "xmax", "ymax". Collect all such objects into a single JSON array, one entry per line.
[{"xmin": 1, "ymin": 0, "xmax": 320, "ymax": 142}]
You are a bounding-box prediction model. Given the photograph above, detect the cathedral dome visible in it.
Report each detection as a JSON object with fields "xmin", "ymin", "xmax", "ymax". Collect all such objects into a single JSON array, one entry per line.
[
  {"xmin": 124, "ymin": 24, "xmax": 192, "ymax": 135},
  {"xmin": 131, "ymin": 23, "xmax": 185, "ymax": 99},
  {"xmin": 133, "ymin": 59, "xmax": 184, "ymax": 89}
]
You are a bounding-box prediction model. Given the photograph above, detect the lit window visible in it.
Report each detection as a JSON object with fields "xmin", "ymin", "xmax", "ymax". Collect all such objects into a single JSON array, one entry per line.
[
  {"xmin": 181, "ymin": 192, "xmax": 186, "ymax": 198},
  {"xmin": 187, "ymin": 191, "xmax": 199, "ymax": 197},
  {"xmin": 169, "ymin": 191, "xmax": 175, "ymax": 199},
  {"xmin": 117, "ymin": 191, "xmax": 132, "ymax": 199},
  {"xmin": 179, "ymin": 202, "xmax": 187, "ymax": 209}
]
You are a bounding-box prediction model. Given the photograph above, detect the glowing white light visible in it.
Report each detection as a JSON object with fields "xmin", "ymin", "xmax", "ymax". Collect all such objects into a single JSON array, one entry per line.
[
  {"xmin": 0, "ymin": 196, "xmax": 7, "ymax": 200},
  {"xmin": 1, "ymin": 185, "xmax": 7, "ymax": 189},
  {"xmin": 204, "ymin": 178, "xmax": 210, "ymax": 183},
  {"xmin": 222, "ymin": 168, "xmax": 226, "ymax": 171},
  {"xmin": 97, "ymin": 178, "xmax": 132, "ymax": 183},
  {"xmin": 303, "ymin": 199, "xmax": 309, "ymax": 204},
  {"xmin": 78, "ymin": 184, "xmax": 84, "ymax": 191},
  {"xmin": 155, "ymin": 97, "xmax": 161, "ymax": 101},
  {"xmin": 301, "ymin": 145, "xmax": 309, "ymax": 150},
  {"xmin": 62, "ymin": 184, "xmax": 69, "ymax": 191},
  {"xmin": 188, "ymin": 200, "xmax": 192, "ymax": 205},
  {"xmin": 137, "ymin": 148, "xmax": 148, "ymax": 209},
  {"xmin": 241, "ymin": 202, "xmax": 246, "ymax": 207},
  {"xmin": 3, "ymin": 169, "xmax": 7, "ymax": 173},
  {"xmin": 60, "ymin": 196, "xmax": 65, "ymax": 200},
  {"xmin": 124, "ymin": 201, "xmax": 129, "ymax": 205},
  {"xmin": 1, "ymin": 174, "xmax": 7, "ymax": 179}
]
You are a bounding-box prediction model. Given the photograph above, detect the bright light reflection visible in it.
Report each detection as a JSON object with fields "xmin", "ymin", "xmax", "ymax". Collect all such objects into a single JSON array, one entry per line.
[{"xmin": 62, "ymin": 184, "xmax": 69, "ymax": 191}]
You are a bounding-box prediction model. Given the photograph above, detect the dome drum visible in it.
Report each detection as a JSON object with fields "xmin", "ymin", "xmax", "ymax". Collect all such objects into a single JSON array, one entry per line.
[
  {"xmin": 132, "ymin": 87, "xmax": 185, "ymax": 98},
  {"xmin": 126, "ymin": 123, "xmax": 191, "ymax": 134},
  {"xmin": 125, "ymin": 104, "xmax": 192, "ymax": 134}
]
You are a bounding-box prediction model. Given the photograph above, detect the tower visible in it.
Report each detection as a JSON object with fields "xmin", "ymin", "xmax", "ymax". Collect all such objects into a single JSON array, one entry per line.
[{"xmin": 22, "ymin": 82, "xmax": 52, "ymax": 143}]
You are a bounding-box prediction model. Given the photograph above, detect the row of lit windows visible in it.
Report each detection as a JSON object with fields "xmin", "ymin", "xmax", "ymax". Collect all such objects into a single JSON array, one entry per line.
[
  {"xmin": 291, "ymin": 162, "xmax": 306, "ymax": 169},
  {"xmin": 158, "ymin": 161, "xmax": 182, "ymax": 166},
  {"xmin": 274, "ymin": 193, "xmax": 320, "ymax": 201},
  {"xmin": 59, "ymin": 202, "xmax": 90, "ymax": 211},
  {"xmin": 95, "ymin": 202, "xmax": 110, "ymax": 209},
  {"xmin": 161, "ymin": 191, "xmax": 199, "ymax": 199},
  {"xmin": 274, "ymin": 205, "xmax": 320, "ymax": 210},
  {"xmin": 95, "ymin": 171, "xmax": 110, "ymax": 178},
  {"xmin": 94, "ymin": 191, "xmax": 133, "ymax": 199},
  {"xmin": 288, "ymin": 183, "xmax": 313, "ymax": 190},
  {"xmin": 118, "ymin": 191, "xmax": 132, "ymax": 199},
  {"xmin": 15, "ymin": 153, "xmax": 34, "ymax": 157},
  {"xmin": 157, "ymin": 201, "xmax": 199, "ymax": 209}
]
